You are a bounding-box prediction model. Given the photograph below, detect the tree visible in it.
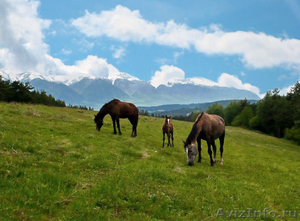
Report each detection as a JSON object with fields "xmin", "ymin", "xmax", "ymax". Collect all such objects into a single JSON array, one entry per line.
[
  {"xmin": 232, "ymin": 106, "xmax": 254, "ymax": 128},
  {"xmin": 224, "ymin": 100, "xmax": 243, "ymax": 125},
  {"xmin": 0, "ymin": 76, "xmax": 66, "ymax": 107},
  {"xmin": 206, "ymin": 103, "xmax": 224, "ymax": 118},
  {"xmin": 285, "ymin": 81, "xmax": 300, "ymax": 143},
  {"xmin": 0, "ymin": 76, "xmax": 11, "ymax": 101},
  {"xmin": 287, "ymin": 81, "xmax": 300, "ymax": 123},
  {"xmin": 9, "ymin": 81, "xmax": 33, "ymax": 103},
  {"xmin": 256, "ymin": 89, "xmax": 293, "ymax": 137}
]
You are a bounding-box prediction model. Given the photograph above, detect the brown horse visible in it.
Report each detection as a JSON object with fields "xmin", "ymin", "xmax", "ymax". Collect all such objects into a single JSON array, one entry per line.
[
  {"xmin": 94, "ymin": 99, "xmax": 139, "ymax": 137},
  {"xmin": 183, "ymin": 112, "xmax": 225, "ymax": 166},
  {"xmin": 162, "ymin": 115, "xmax": 174, "ymax": 147}
]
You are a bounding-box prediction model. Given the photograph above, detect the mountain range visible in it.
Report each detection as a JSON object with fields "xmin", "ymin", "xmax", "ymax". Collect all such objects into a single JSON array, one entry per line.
[{"xmin": 1, "ymin": 70, "xmax": 260, "ymax": 109}]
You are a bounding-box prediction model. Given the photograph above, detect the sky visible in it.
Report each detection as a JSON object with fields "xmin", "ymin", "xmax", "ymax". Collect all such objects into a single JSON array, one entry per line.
[{"xmin": 1, "ymin": 0, "xmax": 300, "ymax": 98}]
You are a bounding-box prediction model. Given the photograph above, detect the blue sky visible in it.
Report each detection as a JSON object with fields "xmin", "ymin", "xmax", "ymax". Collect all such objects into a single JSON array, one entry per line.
[{"xmin": 1, "ymin": 0, "xmax": 300, "ymax": 98}]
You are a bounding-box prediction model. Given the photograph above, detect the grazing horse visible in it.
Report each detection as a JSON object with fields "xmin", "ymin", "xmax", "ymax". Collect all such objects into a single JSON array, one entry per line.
[
  {"xmin": 162, "ymin": 115, "xmax": 174, "ymax": 147},
  {"xmin": 183, "ymin": 112, "xmax": 225, "ymax": 166},
  {"xmin": 94, "ymin": 99, "xmax": 139, "ymax": 137}
]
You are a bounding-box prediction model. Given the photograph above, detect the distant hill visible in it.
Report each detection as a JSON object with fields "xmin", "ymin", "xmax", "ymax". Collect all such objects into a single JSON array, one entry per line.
[{"xmin": 139, "ymin": 100, "xmax": 259, "ymax": 116}]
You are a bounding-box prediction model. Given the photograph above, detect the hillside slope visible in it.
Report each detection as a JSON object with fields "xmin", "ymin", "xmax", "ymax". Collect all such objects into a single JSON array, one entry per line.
[{"xmin": 0, "ymin": 103, "xmax": 299, "ymax": 220}]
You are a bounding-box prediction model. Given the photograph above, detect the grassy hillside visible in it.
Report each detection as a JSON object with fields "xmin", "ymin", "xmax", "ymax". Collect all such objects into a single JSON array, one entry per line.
[{"xmin": 0, "ymin": 102, "xmax": 299, "ymax": 220}]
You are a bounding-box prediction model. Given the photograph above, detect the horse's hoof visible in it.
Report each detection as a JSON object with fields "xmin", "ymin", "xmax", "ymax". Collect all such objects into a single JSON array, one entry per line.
[{"xmin": 220, "ymin": 162, "xmax": 224, "ymax": 166}]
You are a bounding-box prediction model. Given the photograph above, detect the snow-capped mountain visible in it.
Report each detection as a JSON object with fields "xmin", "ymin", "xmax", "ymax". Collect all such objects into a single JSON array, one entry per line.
[
  {"xmin": 0, "ymin": 70, "xmax": 141, "ymax": 86},
  {"xmin": 1, "ymin": 70, "xmax": 55, "ymax": 82},
  {"xmin": 108, "ymin": 72, "xmax": 140, "ymax": 85},
  {"xmin": 1, "ymin": 69, "xmax": 260, "ymax": 108}
]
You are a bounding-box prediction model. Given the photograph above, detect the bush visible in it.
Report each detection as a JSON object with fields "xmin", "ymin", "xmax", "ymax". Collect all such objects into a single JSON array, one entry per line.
[{"xmin": 285, "ymin": 126, "xmax": 300, "ymax": 144}]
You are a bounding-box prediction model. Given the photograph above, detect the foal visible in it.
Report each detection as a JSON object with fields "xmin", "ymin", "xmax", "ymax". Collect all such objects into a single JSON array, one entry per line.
[{"xmin": 162, "ymin": 115, "xmax": 174, "ymax": 147}]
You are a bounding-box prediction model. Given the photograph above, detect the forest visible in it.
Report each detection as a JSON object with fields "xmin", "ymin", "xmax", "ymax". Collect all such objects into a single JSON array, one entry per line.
[{"xmin": 0, "ymin": 76, "xmax": 66, "ymax": 107}]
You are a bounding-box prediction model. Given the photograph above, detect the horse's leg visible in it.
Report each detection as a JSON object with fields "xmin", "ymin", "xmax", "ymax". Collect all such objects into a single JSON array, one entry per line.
[
  {"xmin": 128, "ymin": 117, "xmax": 134, "ymax": 137},
  {"xmin": 162, "ymin": 131, "xmax": 165, "ymax": 147},
  {"xmin": 206, "ymin": 140, "xmax": 214, "ymax": 166},
  {"xmin": 131, "ymin": 122, "xmax": 137, "ymax": 137},
  {"xmin": 116, "ymin": 118, "xmax": 122, "ymax": 135},
  {"xmin": 129, "ymin": 117, "xmax": 137, "ymax": 137},
  {"xmin": 197, "ymin": 136, "xmax": 202, "ymax": 163},
  {"xmin": 111, "ymin": 116, "xmax": 117, "ymax": 134},
  {"xmin": 219, "ymin": 132, "xmax": 225, "ymax": 165},
  {"xmin": 211, "ymin": 140, "xmax": 217, "ymax": 164},
  {"xmin": 134, "ymin": 117, "xmax": 138, "ymax": 137},
  {"xmin": 167, "ymin": 131, "xmax": 170, "ymax": 147},
  {"xmin": 135, "ymin": 116, "xmax": 138, "ymax": 136},
  {"xmin": 171, "ymin": 131, "xmax": 174, "ymax": 147}
]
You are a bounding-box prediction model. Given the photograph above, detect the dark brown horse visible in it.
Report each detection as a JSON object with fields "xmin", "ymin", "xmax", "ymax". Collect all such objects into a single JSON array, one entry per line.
[
  {"xmin": 183, "ymin": 112, "xmax": 225, "ymax": 166},
  {"xmin": 162, "ymin": 115, "xmax": 174, "ymax": 147},
  {"xmin": 94, "ymin": 99, "xmax": 139, "ymax": 137}
]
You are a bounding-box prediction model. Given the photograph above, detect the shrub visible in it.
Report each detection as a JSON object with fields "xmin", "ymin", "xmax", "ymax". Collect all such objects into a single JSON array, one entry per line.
[{"xmin": 285, "ymin": 126, "xmax": 300, "ymax": 144}]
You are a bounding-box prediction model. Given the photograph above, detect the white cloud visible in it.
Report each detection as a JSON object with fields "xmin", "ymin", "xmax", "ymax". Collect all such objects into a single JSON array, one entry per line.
[
  {"xmin": 71, "ymin": 6, "xmax": 158, "ymax": 43},
  {"xmin": 60, "ymin": 48, "xmax": 72, "ymax": 55},
  {"xmin": 218, "ymin": 73, "xmax": 262, "ymax": 97},
  {"xmin": 72, "ymin": 5, "xmax": 300, "ymax": 71},
  {"xmin": 173, "ymin": 51, "xmax": 184, "ymax": 63},
  {"xmin": 150, "ymin": 68, "xmax": 264, "ymax": 97},
  {"xmin": 74, "ymin": 38, "xmax": 95, "ymax": 52},
  {"xmin": 151, "ymin": 65, "xmax": 185, "ymax": 88},
  {"xmin": 0, "ymin": 0, "xmax": 122, "ymax": 81},
  {"xmin": 111, "ymin": 45, "xmax": 126, "ymax": 59},
  {"xmin": 279, "ymin": 85, "xmax": 293, "ymax": 96},
  {"xmin": 0, "ymin": 0, "xmax": 51, "ymax": 73},
  {"xmin": 74, "ymin": 55, "xmax": 119, "ymax": 78}
]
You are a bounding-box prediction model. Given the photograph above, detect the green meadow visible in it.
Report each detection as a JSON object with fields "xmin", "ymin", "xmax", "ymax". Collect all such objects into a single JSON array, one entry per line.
[{"xmin": 0, "ymin": 102, "xmax": 299, "ymax": 220}]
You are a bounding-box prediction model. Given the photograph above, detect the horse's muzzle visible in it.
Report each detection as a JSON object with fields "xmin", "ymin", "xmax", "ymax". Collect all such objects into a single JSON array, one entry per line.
[{"xmin": 188, "ymin": 161, "xmax": 195, "ymax": 166}]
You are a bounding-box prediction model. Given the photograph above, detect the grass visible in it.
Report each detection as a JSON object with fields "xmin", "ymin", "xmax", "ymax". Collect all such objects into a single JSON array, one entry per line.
[{"xmin": 0, "ymin": 102, "xmax": 299, "ymax": 220}]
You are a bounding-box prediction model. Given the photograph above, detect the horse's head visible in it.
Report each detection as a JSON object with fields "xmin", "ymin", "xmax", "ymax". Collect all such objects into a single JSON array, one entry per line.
[
  {"xmin": 165, "ymin": 115, "xmax": 171, "ymax": 124},
  {"xmin": 183, "ymin": 140, "xmax": 198, "ymax": 166},
  {"xmin": 94, "ymin": 115, "xmax": 103, "ymax": 131}
]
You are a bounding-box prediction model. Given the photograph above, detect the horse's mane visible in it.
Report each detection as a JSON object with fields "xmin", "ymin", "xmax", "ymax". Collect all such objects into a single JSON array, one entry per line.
[
  {"xmin": 186, "ymin": 112, "xmax": 204, "ymax": 143},
  {"xmin": 97, "ymin": 100, "xmax": 116, "ymax": 118},
  {"xmin": 99, "ymin": 103, "xmax": 108, "ymax": 113},
  {"xmin": 195, "ymin": 112, "xmax": 204, "ymax": 123}
]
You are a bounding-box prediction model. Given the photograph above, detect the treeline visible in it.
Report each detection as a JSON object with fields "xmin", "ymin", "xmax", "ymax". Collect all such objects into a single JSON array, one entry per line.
[
  {"xmin": 0, "ymin": 76, "xmax": 65, "ymax": 107},
  {"xmin": 68, "ymin": 104, "xmax": 94, "ymax": 111},
  {"xmin": 204, "ymin": 81, "xmax": 300, "ymax": 144}
]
